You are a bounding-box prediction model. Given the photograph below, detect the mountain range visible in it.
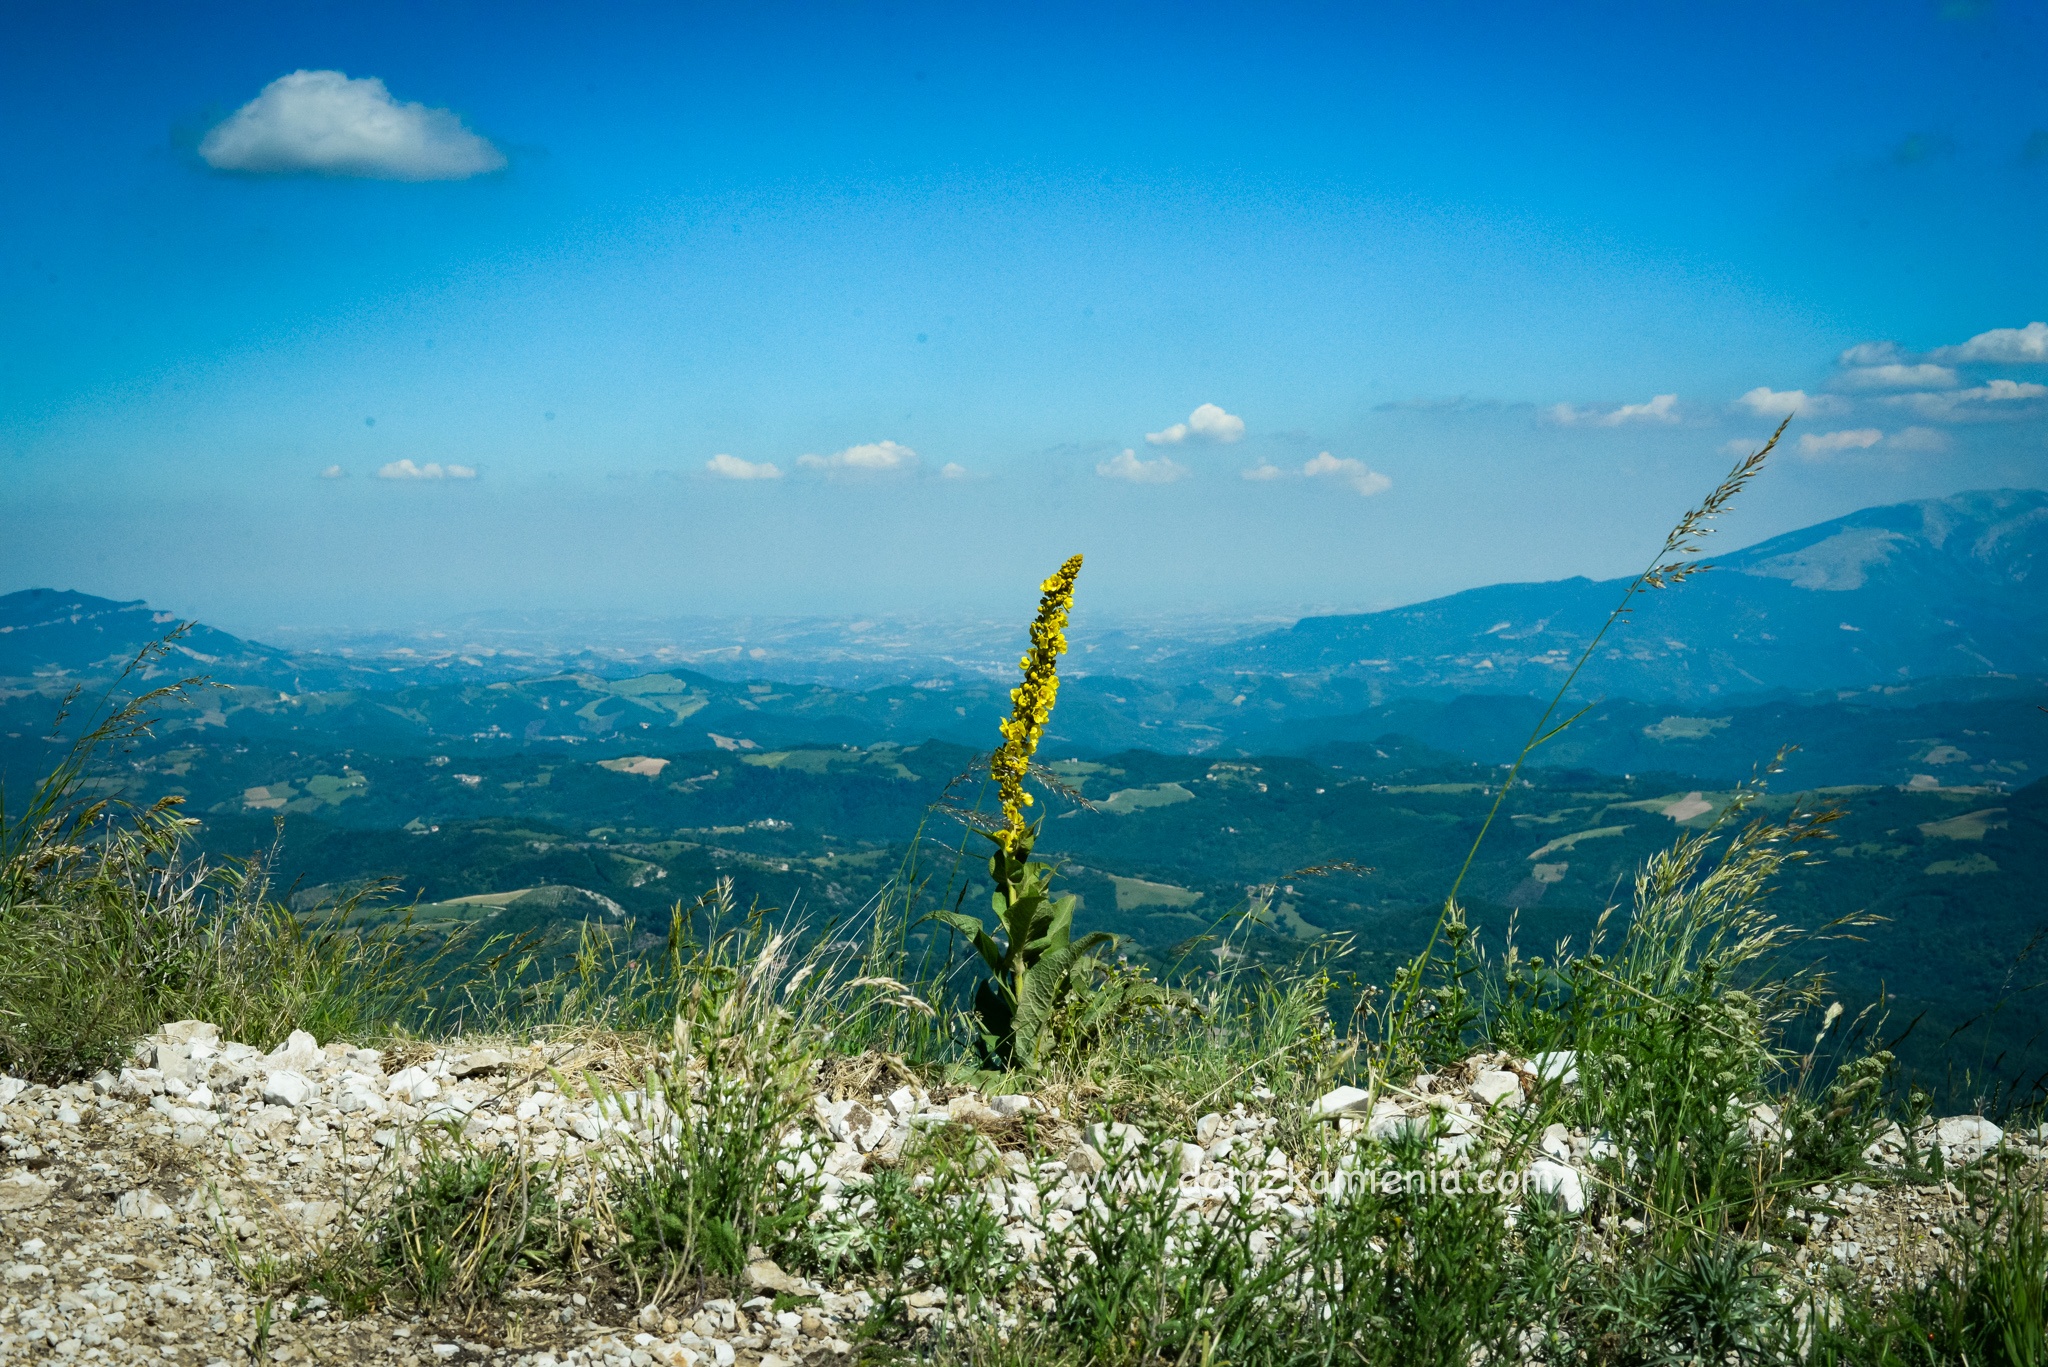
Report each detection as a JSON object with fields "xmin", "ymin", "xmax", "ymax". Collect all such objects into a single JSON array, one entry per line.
[
  {"xmin": 1200, "ymin": 487, "xmax": 2048, "ymax": 699},
  {"xmin": 4, "ymin": 489, "xmax": 2044, "ymax": 792}
]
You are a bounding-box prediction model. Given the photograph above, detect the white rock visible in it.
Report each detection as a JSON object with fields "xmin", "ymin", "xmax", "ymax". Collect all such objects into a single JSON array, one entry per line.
[
  {"xmin": 151, "ymin": 1098, "xmax": 219, "ymax": 1127},
  {"xmin": 115, "ymin": 1189, "xmax": 175, "ymax": 1222},
  {"xmin": 1539, "ymin": 1123, "xmax": 1573, "ymax": 1163},
  {"xmin": 119, "ymin": 1066, "xmax": 165, "ymax": 1096},
  {"xmin": 886, "ymin": 1086, "xmax": 919, "ymax": 1118},
  {"xmin": 1083, "ymin": 1121, "xmax": 1146, "ymax": 1161},
  {"xmin": 1179, "ymin": 1142, "xmax": 1206, "ymax": 1179},
  {"xmin": 268, "ymin": 1029, "xmax": 322, "ymax": 1072},
  {"xmin": 943, "ymin": 1094, "xmax": 997, "ymax": 1124},
  {"xmin": 291, "ymin": 1200, "xmax": 343, "ymax": 1230},
  {"xmin": 988, "ymin": 1094, "xmax": 1036, "ymax": 1118},
  {"xmin": 159, "ymin": 1020, "xmax": 221, "ymax": 1048},
  {"xmin": 1367, "ymin": 1105, "xmax": 1426, "ymax": 1143},
  {"xmin": 1308, "ymin": 1085, "xmax": 1374, "ymax": 1120},
  {"xmin": 1469, "ymin": 1070, "xmax": 1522, "ymax": 1108},
  {"xmin": 1524, "ymin": 1158, "xmax": 1586, "ymax": 1214},
  {"xmin": 0, "ymin": 1076, "xmax": 28, "ymax": 1107},
  {"xmin": 152, "ymin": 1042, "xmax": 198, "ymax": 1084},
  {"xmin": 423, "ymin": 1098, "xmax": 478, "ymax": 1125},
  {"xmin": 1862, "ymin": 1122, "xmax": 1906, "ymax": 1165},
  {"xmin": 452, "ymin": 1049, "xmax": 511, "ymax": 1078},
  {"xmin": 262, "ymin": 1071, "xmax": 317, "ymax": 1108},
  {"xmin": 1528, "ymin": 1051, "xmax": 1579, "ymax": 1085},
  {"xmin": 387, "ymin": 1066, "xmax": 441, "ymax": 1104},
  {"xmin": 0, "ymin": 1173, "xmax": 55, "ymax": 1211},
  {"xmin": 1934, "ymin": 1115, "xmax": 2004, "ymax": 1164},
  {"xmin": 1745, "ymin": 1102, "xmax": 1784, "ymax": 1146},
  {"xmin": 335, "ymin": 1086, "xmax": 388, "ymax": 1118}
]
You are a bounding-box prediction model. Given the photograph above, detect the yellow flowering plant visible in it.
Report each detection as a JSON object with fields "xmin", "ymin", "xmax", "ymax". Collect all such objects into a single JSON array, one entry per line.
[{"xmin": 927, "ymin": 555, "xmax": 1117, "ymax": 1069}]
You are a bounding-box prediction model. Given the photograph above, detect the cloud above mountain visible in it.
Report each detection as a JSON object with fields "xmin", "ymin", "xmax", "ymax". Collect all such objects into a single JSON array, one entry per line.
[
  {"xmin": 1301, "ymin": 451, "xmax": 1391, "ymax": 495},
  {"xmin": 705, "ymin": 454, "xmax": 782, "ymax": 480},
  {"xmin": 1832, "ymin": 362, "xmax": 1958, "ymax": 391},
  {"xmin": 1892, "ymin": 379, "xmax": 2048, "ymax": 420},
  {"xmin": 1098, "ymin": 448, "xmax": 1187, "ymax": 483},
  {"xmin": 378, "ymin": 459, "xmax": 476, "ymax": 480},
  {"xmin": 797, "ymin": 440, "xmax": 919, "ymax": 473},
  {"xmin": 1737, "ymin": 387, "xmax": 1846, "ymax": 417},
  {"xmin": 200, "ymin": 71, "xmax": 506, "ymax": 181},
  {"xmin": 1797, "ymin": 428, "xmax": 1884, "ymax": 458},
  {"xmin": 1146, "ymin": 403, "xmax": 1245, "ymax": 445},
  {"xmin": 1546, "ymin": 394, "xmax": 1678, "ymax": 426},
  {"xmin": 1931, "ymin": 321, "xmax": 2048, "ymax": 364}
]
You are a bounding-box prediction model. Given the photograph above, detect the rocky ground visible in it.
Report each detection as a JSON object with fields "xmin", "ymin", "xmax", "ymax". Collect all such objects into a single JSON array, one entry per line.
[{"xmin": 0, "ymin": 1025, "xmax": 2038, "ymax": 1364}]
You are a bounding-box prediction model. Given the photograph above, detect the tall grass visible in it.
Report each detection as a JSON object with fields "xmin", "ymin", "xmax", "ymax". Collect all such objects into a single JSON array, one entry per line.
[{"xmin": 0, "ymin": 648, "xmax": 441, "ymax": 1079}]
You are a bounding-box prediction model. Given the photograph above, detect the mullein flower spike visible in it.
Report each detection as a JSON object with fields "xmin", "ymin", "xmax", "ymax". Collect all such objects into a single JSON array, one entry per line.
[{"xmin": 990, "ymin": 554, "xmax": 1083, "ymax": 846}]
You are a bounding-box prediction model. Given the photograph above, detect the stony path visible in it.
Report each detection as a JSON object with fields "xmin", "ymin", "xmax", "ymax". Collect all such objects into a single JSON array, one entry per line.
[
  {"xmin": 1, "ymin": 1024, "xmax": 2038, "ymax": 1363},
  {"xmin": 0, "ymin": 1025, "xmax": 866, "ymax": 1366}
]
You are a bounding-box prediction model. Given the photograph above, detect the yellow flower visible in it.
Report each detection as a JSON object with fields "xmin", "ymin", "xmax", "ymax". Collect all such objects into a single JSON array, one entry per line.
[{"xmin": 990, "ymin": 554, "xmax": 1083, "ymax": 843}]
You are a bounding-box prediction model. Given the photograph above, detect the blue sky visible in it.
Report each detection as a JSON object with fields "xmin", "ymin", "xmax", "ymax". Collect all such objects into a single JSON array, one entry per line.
[{"xmin": 6, "ymin": 1, "xmax": 2047, "ymax": 630}]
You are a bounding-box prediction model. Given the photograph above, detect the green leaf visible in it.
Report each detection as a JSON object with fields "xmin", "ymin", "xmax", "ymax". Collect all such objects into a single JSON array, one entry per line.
[
  {"xmin": 925, "ymin": 909, "xmax": 1007, "ymax": 976},
  {"xmin": 1001, "ymin": 891, "xmax": 1045, "ymax": 954},
  {"xmin": 1070, "ymin": 929, "xmax": 1113, "ymax": 958},
  {"xmin": 1012, "ymin": 942, "xmax": 1080, "ymax": 1068}
]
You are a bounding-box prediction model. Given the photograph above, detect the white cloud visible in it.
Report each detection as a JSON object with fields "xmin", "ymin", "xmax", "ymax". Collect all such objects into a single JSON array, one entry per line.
[
  {"xmin": 1931, "ymin": 321, "xmax": 2048, "ymax": 363},
  {"xmin": 1301, "ymin": 451, "xmax": 1391, "ymax": 496},
  {"xmin": 1887, "ymin": 425, "xmax": 1950, "ymax": 452},
  {"xmin": 1969, "ymin": 378, "xmax": 2047, "ymax": 400},
  {"xmin": 1547, "ymin": 393, "xmax": 1679, "ymax": 426},
  {"xmin": 1735, "ymin": 386, "xmax": 1847, "ymax": 417},
  {"xmin": 378, "ymin": 459, "xmax": 475, "ymax": 480},
  {"xmin": 1797, "ymin": 428, "xmax": 1884, "ymax": 457},
  {"xmin": 1833, "ymin": 362, "xmax": 1958, "ymax": 391},
  {"xmin": 705, "ymin": 453, "xmax": 782, "ymax": 480},
  {"xmin": 796, "ymin": 439, "xmax": 919, "ymax": 473},
  {"xmin": 1892, "ymin": 378, "xmax": 2048, "ymax": 419},
  {"xmin": 1146, "ymin": 402, "xmax": 1246, "ymax": 445},
  {"xmin": 1241, "ymin": 462, "xmax": 1284, "ymax": 481},
  {"xmin": 1097, "ymin": 448, "xmax": 1187, "ymax": 483},
  {"xmin": 940, "ymin": 462, "xmax": 969, "ymax": 479},
  {"xmin": 319, "ymin": 464, "xmax": 346, "ymax": 479},
  {"xmin": 200, "ymin": 70, "xmax": 505, "ymax": 181},
  {"xmin": 1837, "ymin": 340, "xmax": 1904, "ymax": 367}
]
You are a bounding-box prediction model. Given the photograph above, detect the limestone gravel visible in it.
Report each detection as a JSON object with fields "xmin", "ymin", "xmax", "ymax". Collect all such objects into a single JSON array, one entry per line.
[{"xmin": 2, "ymin": 1024, "xmax": 2039, "ymax": 1364}]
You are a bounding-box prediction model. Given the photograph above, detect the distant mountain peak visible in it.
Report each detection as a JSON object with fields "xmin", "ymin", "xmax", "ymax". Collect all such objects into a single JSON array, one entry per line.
[
  {"xmin": 1729, "ymin": 488, "xmax": 2046, "ymax": 593},
  {"xmin": 1206, "ymin": 488, "xmax": 2048, "ymax": 702}
]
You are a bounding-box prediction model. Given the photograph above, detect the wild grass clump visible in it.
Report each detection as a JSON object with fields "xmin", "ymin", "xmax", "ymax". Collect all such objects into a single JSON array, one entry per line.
[
  {"xmin": 237, "ymin": 1130, "xmax": 577, "ymax": 1319},
  {"xmin": 380, "ymin": 1133, "xmax": 577, "ymax": 1309},
  {"xmin": 0, "ymin": 653, "xmax": 440, "ymax": 1079},
  {"xmin": 596, "ymin": 885, "xmax": 936, "ymax": 1299}
]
